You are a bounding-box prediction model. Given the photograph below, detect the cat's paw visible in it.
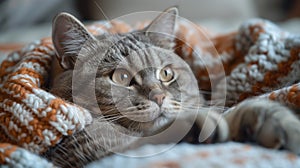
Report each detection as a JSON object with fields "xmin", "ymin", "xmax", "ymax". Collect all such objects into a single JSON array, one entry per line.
[
  {"xmin": 196, "ymin": 110, "xmax": 229, "ymax": 143},
  {"xmin": 225, "ymin": 99, "xmax": 300, "ymax": 154},
  {"xmin": 180, "ymin": 109, "xmax": 229, "ymax": 144}
]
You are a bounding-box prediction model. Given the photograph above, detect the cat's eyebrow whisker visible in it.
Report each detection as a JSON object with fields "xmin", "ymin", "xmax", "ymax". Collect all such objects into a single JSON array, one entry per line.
[{"xmin": 93, "ymin": 0, "xmax": 110, "ymax": 21}]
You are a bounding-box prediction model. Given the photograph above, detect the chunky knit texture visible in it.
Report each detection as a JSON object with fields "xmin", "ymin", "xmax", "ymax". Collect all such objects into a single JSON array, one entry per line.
[{"xmin": 0, "ymin": 19, "xmax": 300, "ymax": 167}]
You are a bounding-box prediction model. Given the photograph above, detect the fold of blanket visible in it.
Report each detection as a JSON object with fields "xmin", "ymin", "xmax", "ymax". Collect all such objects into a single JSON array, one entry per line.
[{"xmin": 0, "ymin": 18, "xmax": 300, "ymax": 167}]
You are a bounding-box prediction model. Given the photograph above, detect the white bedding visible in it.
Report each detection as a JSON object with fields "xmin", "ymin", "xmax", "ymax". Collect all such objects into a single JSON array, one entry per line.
[{"xmin": 87, "ymin": 142, "xmax": 300, "ymax": 168}]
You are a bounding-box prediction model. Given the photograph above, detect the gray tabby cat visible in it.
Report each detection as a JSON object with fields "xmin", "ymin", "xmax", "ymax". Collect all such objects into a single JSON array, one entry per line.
[{"xmin": 47, "ymin": 7, "xmax": 300, "ymax": 167}]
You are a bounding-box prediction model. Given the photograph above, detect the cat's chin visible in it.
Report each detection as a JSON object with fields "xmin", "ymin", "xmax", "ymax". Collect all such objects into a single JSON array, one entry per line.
[{"xmin": 130, "ymin": 113, "xmax": 173, "ymax": 134}]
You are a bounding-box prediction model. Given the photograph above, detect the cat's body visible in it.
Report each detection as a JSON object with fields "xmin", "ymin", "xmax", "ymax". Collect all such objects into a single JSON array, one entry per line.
[{"xmin": 47, "ymin": 7, "xmax": 300, "ymax": 167}]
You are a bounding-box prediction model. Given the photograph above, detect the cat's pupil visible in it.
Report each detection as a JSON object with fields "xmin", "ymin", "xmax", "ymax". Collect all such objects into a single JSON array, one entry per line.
[
  {"xmin": 112, "ymin": 69, "xmax": 132, "ymax": 86},
  {"xmin": 163, "ymin": 70, "xmax": 169, "ymax": 76},
  {"xmin": 121, "ymin": 74, "xmax": 128, "ymax": 80},
  {"xmin": 159, "ymin": 67, "xmax": 174, "ymax": 82}
]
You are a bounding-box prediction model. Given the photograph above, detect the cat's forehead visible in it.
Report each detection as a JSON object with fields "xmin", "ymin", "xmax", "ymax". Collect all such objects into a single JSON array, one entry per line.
[
  {"xmin": 96, "ymin": 32, "xmax": 149, "ymax": 48},
  {"xmin": 95, "ymin": 33, "xmax": 179, "ymax": 71}
]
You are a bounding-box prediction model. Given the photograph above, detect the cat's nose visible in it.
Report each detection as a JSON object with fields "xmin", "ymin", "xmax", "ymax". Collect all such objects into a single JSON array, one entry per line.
[
  {"xmin": 149, "ymin": 90, "xmax": 166, "ymax": 106},
  {"xmin": 152, "ymin": 93, "xmax": 166, "ymax": 106}
]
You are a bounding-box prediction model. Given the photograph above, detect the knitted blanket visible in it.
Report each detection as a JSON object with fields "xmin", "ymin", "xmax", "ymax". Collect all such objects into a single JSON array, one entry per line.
[{"xmin": 1, "ymin": 18, "xmax": 300, "ymax": 167}]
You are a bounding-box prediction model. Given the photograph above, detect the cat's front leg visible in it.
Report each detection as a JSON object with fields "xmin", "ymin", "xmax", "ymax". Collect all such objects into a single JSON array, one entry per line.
[
  {"xmin": 177, "ymin": 109, "xmax": 230, "ymax": 144},
  {"xmin": 224, "ymin": 98, "xmax": 300, "ymax": 154}
]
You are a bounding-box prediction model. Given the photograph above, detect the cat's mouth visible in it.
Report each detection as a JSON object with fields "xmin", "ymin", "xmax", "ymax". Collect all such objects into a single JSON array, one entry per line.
[
  {"xmin": 119, "ymin": 101, "xmax": 163, "ymax": 123},
  {"xmin": 90, "ymin": 100, "xmax": 175, "ymax": 132},
  {"xmin": 124, "ymin": 111, "xmax": 170, "ymax": 132}
]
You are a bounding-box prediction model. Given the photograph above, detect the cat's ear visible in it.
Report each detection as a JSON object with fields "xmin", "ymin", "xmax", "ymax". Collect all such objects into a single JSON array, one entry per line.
[
  {"xmin": 52, "ymin": 12, "xmax": 95, "ymax": 69},
  {"xmin": 144, "ymin": 7, "xmax": 178, "ymax": 49}
]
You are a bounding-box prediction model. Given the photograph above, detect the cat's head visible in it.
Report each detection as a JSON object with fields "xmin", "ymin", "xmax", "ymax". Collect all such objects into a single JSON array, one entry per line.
[{"xmin": 51, "ymin": 7, "xmax": 202, "ymax": 133}]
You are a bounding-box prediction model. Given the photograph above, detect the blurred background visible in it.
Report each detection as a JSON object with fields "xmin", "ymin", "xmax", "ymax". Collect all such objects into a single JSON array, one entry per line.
[{"xmin": 0, "ymin": 0, "xmax": 300, "ymax": 47}]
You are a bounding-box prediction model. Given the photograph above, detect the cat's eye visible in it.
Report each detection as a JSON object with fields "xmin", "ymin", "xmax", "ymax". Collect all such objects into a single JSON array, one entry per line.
[
  {"xmin": 159, "ymin": 67, "xmax": 174, "ymax": 82},
  {"xmin": 112, "ymin": 69, "xmax": 132, "ymax": 86}
]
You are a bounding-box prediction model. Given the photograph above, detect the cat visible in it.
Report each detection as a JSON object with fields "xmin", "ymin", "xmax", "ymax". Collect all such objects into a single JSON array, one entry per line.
[
  {"xmin": 46, "ymin": 7, "xmax": 208, "ymax": 167},
  {"xmin": 46, "ymin": 7, "xmax": 300, "ymax": 167}
]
